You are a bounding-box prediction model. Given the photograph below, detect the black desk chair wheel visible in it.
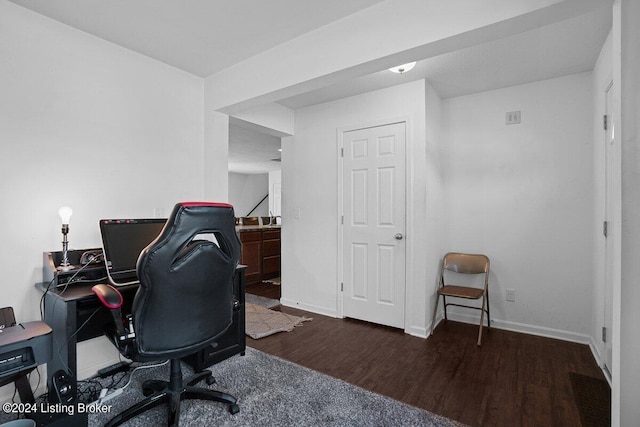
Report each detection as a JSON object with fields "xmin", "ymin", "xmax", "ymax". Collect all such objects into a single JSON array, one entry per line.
[{"xmin": 93, "ymin": 202, "xmax": 242, "ymax": 426}]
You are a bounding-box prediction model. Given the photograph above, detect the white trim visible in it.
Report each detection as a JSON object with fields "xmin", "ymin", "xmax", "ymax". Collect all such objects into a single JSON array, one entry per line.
[
  {"xmin": 589, "ymin": 335, "xmax": 613, "ymax": 387},
  {"xmin": 336, "ymin": 117, "xmax": 412, "ymax": 331},
  {"xmin": 76, "ymin": 357, "xmax": 121, "ymax": 381},
  {"xmin": 407, "ymin": 325, "xmax": 428, "ymax": 339},
  {"xmin": 281, "ymin": 298, "xmax": 338, "ymax": 318},
  {"xmin": 432, "ymin": 311, "xmax": 592, "ymax": 345},
  {"xmin": 601, "ymin": 78, "xmax": 615, "ymax": 379},
  {"xmin": 336, "ymin": 128, "xmax": 345, "ymax": 318}
]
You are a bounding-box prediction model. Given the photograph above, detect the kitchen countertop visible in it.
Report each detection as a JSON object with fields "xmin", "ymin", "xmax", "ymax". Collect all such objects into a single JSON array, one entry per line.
[{"xmin": 236, "ymin": 224, "xmax": 281, "ymax": 232}]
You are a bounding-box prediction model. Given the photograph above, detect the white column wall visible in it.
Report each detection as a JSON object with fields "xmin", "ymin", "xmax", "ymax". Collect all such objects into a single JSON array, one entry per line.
[
  {"xmin": 617, "ymin": 0, "xmax": 640, "ymax": 424},
  {"xmin": 281, "ymin": 80, "xmax": 436, "ymax": 336}
]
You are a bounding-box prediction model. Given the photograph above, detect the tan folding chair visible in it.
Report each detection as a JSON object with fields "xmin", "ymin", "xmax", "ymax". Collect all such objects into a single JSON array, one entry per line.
[{"xmin": 430, "ymin": 252, "xmax": 490, "ymax": 346}]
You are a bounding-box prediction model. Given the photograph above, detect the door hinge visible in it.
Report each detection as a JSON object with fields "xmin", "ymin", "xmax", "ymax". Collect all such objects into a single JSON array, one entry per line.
[
  {"xmin": 341, "ymin": 147, "xmax": 344, "ymax": 157},
  {"xmin": 602, "ymin": 326, "xmax": 607, "ymax": 343},
  {"xmin": 341, "ymin": 215, "xmax": 344, "ymax": 225},
  {"xmin": 341, "ymin": 282, "xmax": 344, "ymax": 292},
  {"xmin": 604, "ymin": 114, "xmax": 608, "ymax": 131},
  {"xmin": 603, "ymin": 221, "xmax": 609, "ymax": 238}
]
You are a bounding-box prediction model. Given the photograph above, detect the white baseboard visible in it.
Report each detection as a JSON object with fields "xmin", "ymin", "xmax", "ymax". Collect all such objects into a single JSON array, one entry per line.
[
  {"xmin": 280, "ymin": 298, "xmax": 338, "ymax": 318},
  {"xmin": 406, "ymin": 325, "xmax": 428, "ymax": 338},
  {"xmin": 589, "ymin": 336, "xmax": 605, "ymax": 367},
  {"xmin": 434, "ymin": 311, "xmax": 591, "ymax": 344},
  {"xmin": 76, "ymin": 357, "xmax": 122, "ymax": 381},
  {"xmin": 588, "ymin": 337, "xmax": 612, "ymax": 386}
]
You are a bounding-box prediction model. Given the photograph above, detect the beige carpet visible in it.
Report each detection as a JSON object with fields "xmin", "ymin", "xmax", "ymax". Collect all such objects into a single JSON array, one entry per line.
[{"xmin": 245, "ymin": 302, "xmax": 311, "ymax": 339}]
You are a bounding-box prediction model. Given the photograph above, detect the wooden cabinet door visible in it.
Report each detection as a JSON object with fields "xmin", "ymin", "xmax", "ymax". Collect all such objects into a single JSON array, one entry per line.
[
  {"xmin": 240, "ymin": 231, "xmax": 262, "ymax": 284},
  {"xmin": 262, "ymin": 229, "xmax": 280, "ymax": 280}
]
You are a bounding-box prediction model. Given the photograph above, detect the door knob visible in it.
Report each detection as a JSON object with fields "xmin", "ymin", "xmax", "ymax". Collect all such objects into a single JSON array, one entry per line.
[{"xmin": 395, "ymin": 233, "xmax": 403, "ymax": 240}]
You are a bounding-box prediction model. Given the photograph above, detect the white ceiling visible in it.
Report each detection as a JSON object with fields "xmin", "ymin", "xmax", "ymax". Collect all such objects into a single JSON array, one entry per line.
[
  {"xmin": 9, "ymin": 0, "xmax": 386, "ymax": 77},
  {"xmin": 9, "ymin": 0, "xmax": 612, "ymax": 174},
  {"xmin": 278, "ymin": 6, "xmax": 612, "ymax": 108},
  {"xmin": 228, "ymin": 122, "xmax": 282, "ymax": 175}
]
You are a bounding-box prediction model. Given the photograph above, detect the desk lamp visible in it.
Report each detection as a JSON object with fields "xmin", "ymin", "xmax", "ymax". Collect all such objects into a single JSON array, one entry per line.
[{"xmin": 58, "ymin": 206, "xmax": 73, "ymax": 270}]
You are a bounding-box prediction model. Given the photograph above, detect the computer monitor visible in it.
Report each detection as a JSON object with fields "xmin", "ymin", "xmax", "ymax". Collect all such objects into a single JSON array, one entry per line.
[{"xmin": 99, "ymin": 218, "xmax": 166, "ymax": 286}]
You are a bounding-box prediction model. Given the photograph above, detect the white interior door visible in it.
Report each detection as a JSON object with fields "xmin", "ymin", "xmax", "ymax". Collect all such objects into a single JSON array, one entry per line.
[
  {"xmin": 604, "ymin": 81, "xmax": 614, "ymax": 373},
  {"xmin": 342, "ymin": 122, "xmax": 406, "ymax": 328}
]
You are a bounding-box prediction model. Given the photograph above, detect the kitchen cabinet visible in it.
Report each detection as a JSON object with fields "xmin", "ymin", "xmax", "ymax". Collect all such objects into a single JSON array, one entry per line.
[{"xmin": 239, "ymin": 227, "xmax": 280, "ymax": 284}]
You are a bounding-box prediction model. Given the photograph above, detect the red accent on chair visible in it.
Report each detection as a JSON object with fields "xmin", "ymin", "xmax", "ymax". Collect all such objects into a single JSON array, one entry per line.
[
  {"xmin": 91, "ymin": 284, "xmax": 123, "ymax": 309},
  {"xmin": 180, "ymin": 202, "xmax": 233, "ymax": 208}
]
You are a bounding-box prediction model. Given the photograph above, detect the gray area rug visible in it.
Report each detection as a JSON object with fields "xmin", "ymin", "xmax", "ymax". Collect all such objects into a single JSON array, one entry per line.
[
  {"xmin": 245, "ymin": 293, "xmax": 280, "ymax": 309},
  {"xmin": 86, "ymin": 348, "xmax": 462, "ymax": 426}
]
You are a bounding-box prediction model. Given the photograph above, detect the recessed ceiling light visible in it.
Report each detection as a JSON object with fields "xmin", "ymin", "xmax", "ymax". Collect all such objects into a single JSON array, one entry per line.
[{"xmin": 388, "ymin": 62, "xmax": 417, "ymax": 74}]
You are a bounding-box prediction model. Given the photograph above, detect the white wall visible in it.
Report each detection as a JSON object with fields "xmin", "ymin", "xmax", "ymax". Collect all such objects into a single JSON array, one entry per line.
[
  {"xmin": 228, "ymin": 173, "xmax": 269, "ymax": 217},
  {"xmin": 617, "ymin": 0, "xmax": 640, "ymax": 424},
  {"xmin": 424, "ymin": 81, "xmax": 444, "ymax": 327},
  {"xmin": 0, "ymin": 1, "xmax": 204, "ymax": 393},
  {"xmin": 232, "ymin": 103, "xmax": 294, "ymax": 137},
  {"xmin": 440, "ymin": 73, "xmax": 595, "ymax": 340},
  {"xmin": 282, "ymin": 79, "xmax": 440, "ymax": 336}
]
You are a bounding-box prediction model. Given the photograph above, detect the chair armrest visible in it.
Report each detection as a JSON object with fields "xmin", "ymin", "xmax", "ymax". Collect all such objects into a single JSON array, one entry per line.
[
  {"xmin": 91, "ymin": 284, "xmax": 123, "ymax": 309},
  {"xmin": 91, "ymin": 284, "xmax": 127, "ymax": 339}
]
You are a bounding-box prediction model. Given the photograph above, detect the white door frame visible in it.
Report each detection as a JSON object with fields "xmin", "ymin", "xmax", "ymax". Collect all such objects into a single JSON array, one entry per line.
[
  {"xmin": 337, "ymin": 117, "xmax": 413, "ymax": 333},
  {"xmin": 603, "ymin": 79, "xmax": 615, "ymax": 377}
]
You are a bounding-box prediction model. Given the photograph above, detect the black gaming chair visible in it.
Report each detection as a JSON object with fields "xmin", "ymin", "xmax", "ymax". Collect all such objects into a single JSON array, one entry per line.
[{"xmin": 92, "ymin": 201, "xmax": 242, "ymax": 427}]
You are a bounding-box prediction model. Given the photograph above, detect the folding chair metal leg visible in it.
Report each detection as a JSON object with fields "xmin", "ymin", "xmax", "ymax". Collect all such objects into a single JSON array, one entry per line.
[
  {"xmin": 477, "ymin": 294, "xmax": 487, "ymax": 346},
  {"xmin": 486, "ymin": 290, "xmax": 491, "ymax": 329},
  {"xmin": 430, "ymin": 294, "xmax": 440, "ymax": 336}
]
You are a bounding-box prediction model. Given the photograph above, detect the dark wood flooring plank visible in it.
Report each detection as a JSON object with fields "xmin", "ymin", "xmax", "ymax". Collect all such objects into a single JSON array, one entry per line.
[{"xmin": 246, "ymin": 283, "xmax": 605, "ymax": 427}]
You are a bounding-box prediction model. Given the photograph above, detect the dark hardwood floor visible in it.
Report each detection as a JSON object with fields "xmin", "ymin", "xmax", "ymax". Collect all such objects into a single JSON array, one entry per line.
[{"xmin": 246, "ymin": 282, "xmax": 606, "ymax": 427}]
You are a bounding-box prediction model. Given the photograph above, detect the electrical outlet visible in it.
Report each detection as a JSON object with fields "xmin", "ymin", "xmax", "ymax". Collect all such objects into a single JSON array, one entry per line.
[
  {"xmin": 506, "ymin": 111, "xmax": 521, "ymax": 125},
  {"xmin": 506, "ymin": 289, "xmax": 516, "ymax": 302}
]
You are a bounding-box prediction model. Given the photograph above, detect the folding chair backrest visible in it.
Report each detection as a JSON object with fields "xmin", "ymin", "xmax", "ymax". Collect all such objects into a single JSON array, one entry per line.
[{"xmin": 443, "ymin": 253, "xmax": 489, "ymax": 275}]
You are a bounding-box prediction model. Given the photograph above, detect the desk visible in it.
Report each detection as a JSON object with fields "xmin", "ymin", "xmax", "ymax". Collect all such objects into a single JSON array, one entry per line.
[{"xmin": 36, "ymin": 267, "xmax": 246, "ymax": 402}]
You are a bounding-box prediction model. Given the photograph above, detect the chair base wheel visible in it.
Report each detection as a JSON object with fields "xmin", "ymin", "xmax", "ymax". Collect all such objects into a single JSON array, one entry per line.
[
  {"xmin": 104, "ymin": 360, "xmax": 239, "ymax": 426},
  {"xmin": 142, "ymin": 379, "xmax": 166, "ymax": 397},
  {"xmin": 206, "ymin": 375, "xmax": 216, "ymax": 385}
]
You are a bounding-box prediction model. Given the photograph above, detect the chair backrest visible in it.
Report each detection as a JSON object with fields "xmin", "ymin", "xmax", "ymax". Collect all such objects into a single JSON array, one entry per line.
[
  {"xmin": 442, "ymin": 252, "xmax": 489, "ymax": 275},
  {"xmin": 441, "ymin": 253, "xmax": 490, "ymax": 289},
  {"xmin": 133, "ymin": 202, "xmax": 241, "ymax": 359}
]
